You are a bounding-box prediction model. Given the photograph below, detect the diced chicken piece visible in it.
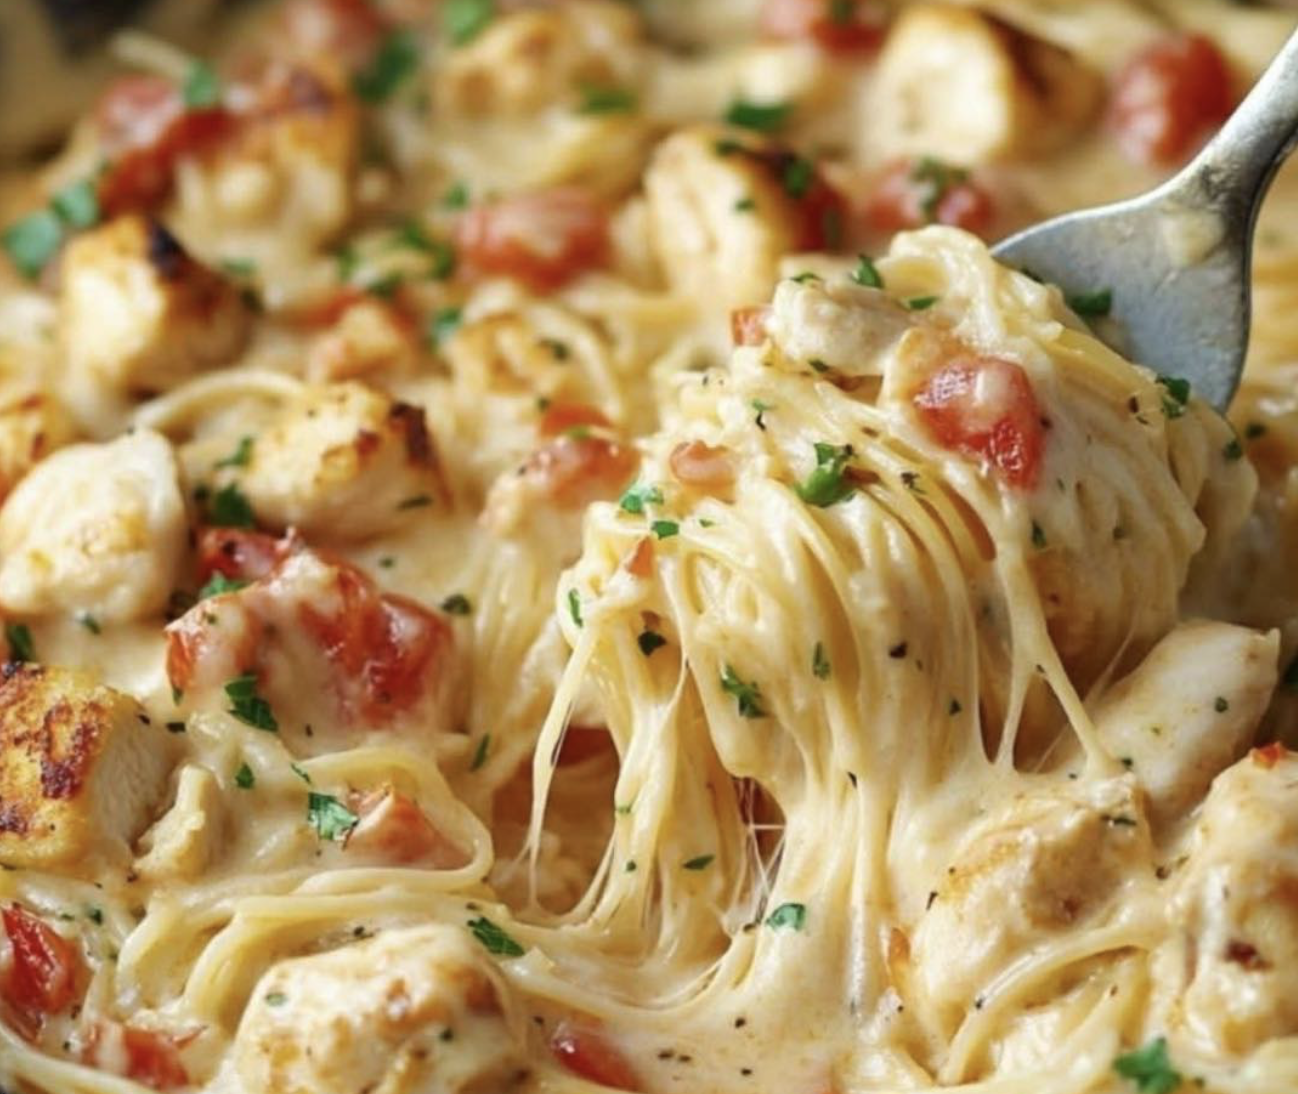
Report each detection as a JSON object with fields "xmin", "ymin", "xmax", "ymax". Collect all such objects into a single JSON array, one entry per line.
[
  {"xmin": 58, "ymin": 217, "xmax": 251, "ymax": 435},
  {"xmin": 0, "ymin": 393, "xmax": 75, "ymax": 503},
  {"xmin": 909, "ymin": 778, "xmax": 1151, "ymax": 1027},
  {"xmin": 134, "ymin": 765, "xmax": 225, "ymax": 882},
  {"xmin": 234, "ymin": 924, "xmax": 526, "ymax": 1094},
  {"xmin": 1091, "ymin": 622, "xmax": 1278, "ymax": 828},
  {"xmin": 644, "ymin": 127, "xmax": 842, "ymax": 310},
  {"xmin": 347, "ymin": 786, "xmax": 467, "ymax": 868},
  {"xmin": 435, "ymin": 2, "xmax": 643, "ymax": 118},
  {"xmin": 306, "ymin": 298, "xmax": 419, "ymax": 382},
  {"xmin": 768, "ymin": 275, "xmax": 914, "ymax": 374},
  {"xmin": 0, "ymin": 430, "xmax": 186, "ymax": 624},
  {"xmin": 0, "ymin": 664, "xmax": 172, "ymax": 871},
  {"xmin": 1155, "ymin": 748, "xmax": 1298, "ymax": 1055},
  {"xmin": 166, "ymin": 544, "xmax": 459, "ymax": 739},
  {"xmin": 240, "ymin": 383, "xmax": 445, "ymax": 540},
  {"xmin": 869, "ymin": 5, "xmax": 1103, "ymax": 165},
  {"xmin": 172, "ymin": 62, "xmax": 358, "ymax": 266}
]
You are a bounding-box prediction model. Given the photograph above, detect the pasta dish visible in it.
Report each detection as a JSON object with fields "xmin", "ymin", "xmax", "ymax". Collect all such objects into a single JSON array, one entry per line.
[{"xmin": 0, "ymin": 1, "xmax": 1296, "ymax": 1092}]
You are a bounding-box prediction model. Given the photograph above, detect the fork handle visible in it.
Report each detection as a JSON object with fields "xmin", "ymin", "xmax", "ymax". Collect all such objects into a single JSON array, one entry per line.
[{"xmin": 1175, "ymin": 29, "xmax": 1298, "ymax": 229}]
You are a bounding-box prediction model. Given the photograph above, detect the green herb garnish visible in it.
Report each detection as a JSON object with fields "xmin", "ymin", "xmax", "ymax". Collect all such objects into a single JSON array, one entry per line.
[
  {"xmin": 724, "ymin": 98, "xmax": 791, "ymax": 133},
  {"xmin": 307, "ymin": 792, "xmax": 359, "ymax": 842},
  {"xmin": 224, "ymin": 672, "xmax": 278, "ymax": 732},
  {"xmin": 467, "ymin": 915, "xmax": 524, "ymax": 956},
  {"xmin": 765, "ymin": 902, "xmax": 807, "ymax": 931},
  {"xmin": 796, "ymin": 442, "xmax": 855, "ymax": 508},
  {"xmin": 720, "ymin": 664, "xmax": 765, "ymax": 718}
]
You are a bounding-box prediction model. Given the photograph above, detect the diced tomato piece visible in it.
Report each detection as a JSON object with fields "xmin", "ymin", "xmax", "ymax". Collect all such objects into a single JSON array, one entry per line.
[
  {"xmin": 197, "ymin": 527, "xmax": 289, "ymax": 584},
  {"xmin": 670, "ymin": 440, "xmax": 735, "ymax": 492},
  {"xmin": 96, "ymin": 76, "xmax": 233, "ymax": 216},
  {"xmin": 283, "ymin": 0, "xmax": 388, "ymax": 69},
  {"xmin": 760, "ymin": 0, "xmax": 888, "ymax": 53},
  {"xmin": 551, "ymin": 1021, "xmax": 641, "ymax": 1092},
  {"xmin": 121, "ymin": 1027, "xmax": 190, "ymax": 1091},
  {"xmin": 1, "ymin": 905, "xmax": 83, "ymax": 1036},
  {"xmin": 457, "ymin": 188, "xmax": 609, "ymax": 292},
  {"xmin": 165, "ymin": 597, "xmax": 263, "ymax": 693},
  {"xmin": 625, "ymin": 537, "xmax": 655, "ymax": 578},
  {"xmin": 913, "ymin": 356, "xmax": 1046, "ymax": 490},
  {"xmin": 349, "ymin": 787, "xmax": 465, "ymax": 866},
  {"xmin": 1109, "ymin": 34, "xmax": 1234, "ymax": 166},
  {"xmin": 864, "ymin": 157, "xmax": 994, "ymax": 236},
  {"xmin": 524, "ymin": 435, "xmax": 637, "ymax": 509},
  {"xmin": 731, "ymin": 306, "xmax": 770, "ymax": 347},
  {"xmin": 1252, "ymin": 741, "xmax": 1289, "ymax": 769},
  {"xmin": 540, "ymin": 402, "xmax": 611, "ymax": 438},
  {"xmin": 298, "ymin": 562, "xmax": 455, "ymax": 723}
]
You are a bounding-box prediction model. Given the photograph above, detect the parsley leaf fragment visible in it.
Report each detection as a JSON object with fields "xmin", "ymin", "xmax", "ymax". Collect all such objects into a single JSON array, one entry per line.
[
  {"xmin": 651, "ymin": 520, "xmax": 679, "ymax": 540},
  {"xmin": 467, "ymin": 915, "xmax": 524, "ymax": 957},
  {"xmin": 215, "ymin": 436, "xmax": 254, "ymax": 469},
  {"xmin": 577, "ymin": 84, "xmax": 638, "ymax": 114},
  {"xmin": 720, "ymin": 664, "xmax": 766, "ymax": 718},
  {"xmin": 307, "ymin": 792, "xmax": 359, "ymax": 842},
  {"xmin": 1113, "ymin": 1037, "xmax": 1182, "ymax": 1094},
  {"xmin": 2, "ymin": 210, "xmax": 62, "ymax": 279},
  {"xmin": 182, "ymin": 61, "xmax": 222, "ymax": 110},
  {"xmin": 567, "ymin": 588, "xmax": 584, "ymax": 628},
  {"xmin": 208, "ymin": 483, "xmax": 256, "ymax": 528},
  {"xmin": 683, "ymin": 854, "xmax": 714, "ymax": 871},
  {"xmin": 441, "ymin": 593, "xmax": 472, "ymax": 615},
  {"xmin": 1157, "ymin": 375, "xmax": 1191, "ymax": 419},
  {"xmin": 353, "ymin": 29, "xmax": 420, "ymax": 102},
  {"xmin": 850, "ymin": 254, "xmax": 883, "ymax": 289},
  {"xmin": 765, "ymin": 902, "xmax": 807, "ymax": 931},
  {"xmin": 619, "ymin": 482, "xmax": 663, "ymax": 515},
  {"xmin": 796, "ymin": 442, "xmax": 856, "ymax": 508},
  {"xmin": 812, "ymin": 641, "xmax": 830, "ymax": 680},
  {"xmin": 234, "ymin": 762, "xmax": 255, "ymax": 790},
  {"xmin": 224, "ymin": 672, "xmax": 278, "ymax": 732},
  {"xmin": 724, "ymin": 98, "xmax": 791, "ymax": 133},
  {"xmin": 198, "ymin": 573, "xmax": 250, "ymax": 601},
  {"xmin": 1066, "ymin": 287, "xmax": 1113, "ymax": 318},
  {"xmin": 4, "ymin": 622, "xmax": 35, "ymax": 663},
  {"xmin": 445, "ymin": 0, "xmax": 496, "ymax": 46},
  {"xmin": 638, "ymin": 629, "xmax": 667, "ymax": 657},
  {"xmin": 51, "ymin": 178, "xmax": 100, "ymax": 231}
]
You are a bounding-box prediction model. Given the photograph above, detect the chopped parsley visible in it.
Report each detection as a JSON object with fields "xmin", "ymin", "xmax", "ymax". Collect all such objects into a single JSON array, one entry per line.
[
  {"xmin": 396, "ymin": 494, "xmax": 433, "ymax": 510},
  {"xmin": 1245, "ymin": 421, "xmax": 1267, "ymax": 439},
  {"xmin": 1113, "ymin": 1037, "xmax": 1182, "ymax": 1094},
  {"xmin": 1214, "ymin": 695, "xmax": 1229, "ymax": 713},
  {"xmin": 264, "ymin": 991, "xmax": 288, "ymax": 1007},
  {"xmin": 1223, "ymin": 436, "xmax": 1243, "ymax": 460},
  {"xmin": 76, "ymin": 612, "xmax": 101, "ymax": 636},
  {"xmin": 2, "ymin": 209, "xmax": 63, "ymax": 279},
  {"xmin": 796, "ymin": 442, "xmax": 856, "ymax": 508},
  {"xmin": 683, "ymin": 854, "xmax": 714, "ymax": 871},
  {"xmin": 215, "ymin": 435, "xmax": 254, "ymax": 469},
  {"xmin": 734, "ymin": 196, "xmax": 757, "ymax": 213},
  {"xmin": 720, "ymin": 664, "xmax": 766, "ymax": 718},
  {"xmin": 724, "ymin": 98, "xmax": 791, "ymax": 133},
  {"xmin": 949, "ymin": 697, "xmax": 962, "ymax": 715},
  {"xmin": 467, "ymin": 915, "xmax": 524, "ymax": 957},
  {"xmin": 781, "ymin": 156, "xmax": 815, "ymax": 199},
  {"xmin": 208, "ymin": 483, "xmax": 256, "ymax": 528},
  {"xmin": 442, "ymin": 181, "xmax": 470, "ymax": 209},
  {"xmin": 791, "ymin": 271, "xmax": 820, "ymax": 284},
  {"xmin": 306, "ymin": 792, "xmax": 359, "ymax": 842},
  {"xmin": 809, "ymin": 359, "xmax": 830, "ymax": 373},
  {"xmin": 4, "ymin": 623, "xmax": 34, "ymax": 663},
  {"xmin": 1157, "ymin": 375, "xmax": 1191, "ymax": 419},
  {"xmin": 85, "ymin": 905, "xmax": 104, "ymax": 925},
  {"xmin": 765, "ymin": 902, "xmax": 807, "ymax": 931},
  {"xmin": 427, "ymin": 306, "xmax": 464, "ymax": 348},
  {"xmin": 906, "ymin": 295, "xmax": 939, "ymax": 311},
  {"xmin": 577, "ymin": 84, "xmax": 638, "ymax": 114},
  {"xmin": 234, "ymin": 762, "xmax": 255, "ymax": 790},
  {"xmin": 538, "ymin": 337, "xmax": 570, "ymax": 360},
  {"xmin": 619, "ymin": 482, "xmax": 663, "ymax": 515},
  {"xmin": 1066, "ymin": 287, "xmax": 1113, "ymax": 318},
  {"xmin": 812, "ymin": 641, "xmax": 830, "ymax": 680},
  {"xmin": 51, "ymin": 178, "xmax": 100, "ymax": 231},
  {"xmin": 441, "ymin": 593, "xmax": 472, "ymax": 615},
  {"xmin": 182, "ymin": 61, "xmax": 222, "ymax": 109},
  {"xmin": 651, "ymin": 520, "xmax": 680, "ymax": 540},
  {"xmin": 752, "ymin": 399, "xmax": 773, "ymax": 429},
  {"xmin": 197, "ymin": 573, "xmax": 250, "ymax": 601},
  {"xmin": 353, "ymin": 29, "xmax": 420, "ymax": 102},
  {"xmin": 567, "ymin": 588, "xmax": 584, "ymax": 628},
  {"xmin": 470, "ymin": 734, "xmax": 491, "ymax": 771},
  {"xmin": 910, "ymin": 157, "xmax": 968, "ymax": 222},
  {"xmin": 445, "ymin": 0, "xmax": 496, "ymax": 46},
  {"xmin": 638, "ymin": 629, "xmax": 667, "ymax": 657},
  {"xmin": 219, "ymin": 257, "xmax": 257, "ymax": 279},
  {"xmin": 166, "ymin": 721, "xmax": 186, "ymax": 734},
  {"xmin": 850, "ymin": 254, "xmax": 883, "ymax": 289},
  {"xmin": 1031, "ymin": 521, "xmax": 1047, "ymax": 549},
  {"xmin": 290, "ymin": 763, "xmax": 312, "ymax": 785},
  {"xmin": 224, "ymin": 672, "xmax": 278, "ymax": 732}
]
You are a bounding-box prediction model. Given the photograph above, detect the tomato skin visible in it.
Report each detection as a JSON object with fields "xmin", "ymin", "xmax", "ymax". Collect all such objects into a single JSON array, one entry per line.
[
  {"xmin": 670, "ymin": 440, "xmax": 735, "ymax": 492},
  {"xmin": 96, "ymin": 76, "xmax": 233, "ymax": 216},
  {"xmin": 349, "ymin": 787, "xmax": 463, "ymax": 865},
  {"xmin": 913, "ymin": 356, "xmax": 1046, "ymax": 490},
  {"xmin": 864, "ymin": 158, "xmax": 994, "ymax": 237},
  {"xmin": 456, "ymin": 188, "xmax": 609, "ymax": 292},
  {"xmin": 1109, "ymin": 34, "xmax": 1233, "ymax": 166},
  {"xmin": 760, "ymin": 0, "xmax": 887, "ymax": 53},
  {"xmin": 197, "ymin": 527, "xmax": 288, "ymax": 584},
  {"xmin": 525, "ymin": 435, "xmax": 638, "ymax": 509},
  {"xmin": 1252, "ymin": 741, "xmax": 1289, "ymax": 769},
  {"xmin": 540, "ymin": 403, "xmax": 611, "ymax": 438},
  {"xmin": 730, "ymin": 306, "xmax": 771, "ymax": 347},
  {"xmin": 121, "ymin": 1027, "xmax": 190, "ymax": 1091},
  {"xmin": 1, "ymin": 905, "xmax": 83, "ymax": 1036},
  {"xmin": 298, "ymin": 562, "xmax": 455, "ymax": 724},
  {"xmin": 551, "ymin": 1021, "xmax": 641, "ymax": 1092}
]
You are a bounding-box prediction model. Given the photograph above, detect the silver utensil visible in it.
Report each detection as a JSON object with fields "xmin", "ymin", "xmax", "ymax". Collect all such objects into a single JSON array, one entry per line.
[{"xmin": 992, "ymin": 30, "xmax": 1298, "ymax": 411}]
